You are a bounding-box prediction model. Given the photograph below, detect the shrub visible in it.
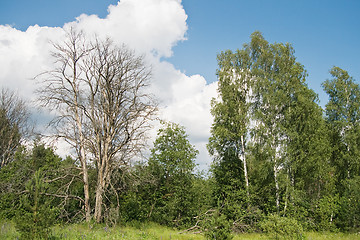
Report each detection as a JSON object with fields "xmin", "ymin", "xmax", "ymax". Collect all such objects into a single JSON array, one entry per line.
[
  {"xmin": 204, "ymin": 211, "xmax": 233, "ymax": 240},
  {"xmin": 14, "ymin": 170, "xmax": 58, "ymax": 240},
  {"xmin": 260, "ymin": 214, "xmax": 305, "ymax": 240}
]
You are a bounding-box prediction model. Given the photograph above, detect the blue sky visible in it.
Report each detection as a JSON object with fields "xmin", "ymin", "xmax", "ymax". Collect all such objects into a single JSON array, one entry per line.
[
  {"xmin": 1, "ymin": 0, "xmax": 359, "ymax": 106},
  {"xmin": 169, "ymin": 0, "xmax": 360, "ymax": 106}
]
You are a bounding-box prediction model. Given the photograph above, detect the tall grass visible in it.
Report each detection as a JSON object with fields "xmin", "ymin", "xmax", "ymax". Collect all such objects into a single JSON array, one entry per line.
[{"xmin": 1, "ymin": 220, "xmax": 360, "ymax": 239}]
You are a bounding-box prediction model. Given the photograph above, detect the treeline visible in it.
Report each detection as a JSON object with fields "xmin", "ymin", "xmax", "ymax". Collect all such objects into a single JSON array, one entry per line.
[
  {"xmin": 209, "ymin": 31, "xmax": 360, "ymax": 235},
  {"xmin": 0, "ymin": 30, "xmax": 360, "ymax": 239}
]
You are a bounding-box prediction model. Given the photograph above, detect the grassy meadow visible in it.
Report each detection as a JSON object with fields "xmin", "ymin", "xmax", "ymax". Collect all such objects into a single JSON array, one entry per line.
[{"xmin": 1, "ymin": 220, "xmax": 360, "ymax": 240}]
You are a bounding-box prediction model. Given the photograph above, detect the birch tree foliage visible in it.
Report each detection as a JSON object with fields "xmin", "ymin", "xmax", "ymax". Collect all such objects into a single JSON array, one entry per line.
[
  {"xmin": 250, "ymin": 33, "xmax": 334, "ymax": 217},
  {"xmin": 322, "ymin": 67, "xmax": 360, "ymax": 181},
  {"xmin": 249, "ymin": 34, "xmax": 306, "ymax": 214},
  {"xmin": 209, "ymin": 31, "xmax": 331, "ymax": 217},
  {"xmin": 208, "ymin": 47, "xmax": 253, "ymax": 217},
  {"xmin": 322, "ymin": 67, "xmax": 360, "ymax": 230}
]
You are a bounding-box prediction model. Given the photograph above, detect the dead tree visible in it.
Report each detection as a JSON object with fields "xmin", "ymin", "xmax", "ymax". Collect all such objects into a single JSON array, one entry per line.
[
  {"xmin": 36, "ymin": 28, "xmax": 157, "ymax": 223},
  {"xmin": 84, "ymin": 38, "xmax": 157, "ymax": 223},
  {"xmin": 0, "ymin": 88, "xmax": 32, "ymax": 169},
  {"xmin": 36, "ymin": 29, "xmax": 93, "ymax": 222}
]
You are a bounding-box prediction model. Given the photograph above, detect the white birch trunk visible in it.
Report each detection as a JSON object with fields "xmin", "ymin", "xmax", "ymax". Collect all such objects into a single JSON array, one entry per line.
[
  {"xmin": 241, "ymin": 135, "xmax": 250, "ymax": 199},
  {"xmin": 274, "ymin": 157, "xmax": 280, "ymax": 213}
]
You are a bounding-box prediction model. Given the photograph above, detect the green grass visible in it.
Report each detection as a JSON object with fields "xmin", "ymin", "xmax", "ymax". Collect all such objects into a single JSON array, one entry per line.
[
  {"xmin": 51, "ymin": 222, "xmax": 205, "ymax": 240},
  {"xmin": 1, "ymin": 220, "xmax": 360, "ymax": 239}
]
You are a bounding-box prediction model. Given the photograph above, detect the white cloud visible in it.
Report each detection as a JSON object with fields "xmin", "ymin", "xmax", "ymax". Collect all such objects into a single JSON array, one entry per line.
[
  {"xmin": 0, "ymin": 25, "xmax": 63, "ymax": 100},
  {"xmin": 68, "ymin": 0, "xmax": 187, "ymax": 58},
  {"xmin": 0, "ymin": 0, "xmax": 217, "ymax": 170}
]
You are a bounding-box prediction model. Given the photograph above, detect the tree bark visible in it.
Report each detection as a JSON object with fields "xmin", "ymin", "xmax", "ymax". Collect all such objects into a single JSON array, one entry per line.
[
  {"xmin": 94, "ymin": 183, "xmax": 104, "ymax": 222},
  {"xmin": 240, "ymin": 135, "xmax": 250, "ymax": 200},
  {"xmin": 274, "ymin": 157, "xmax": 280, "ymax": 213},
  {"xmin": 81, "ymin": 152, "xmax": 91, "ymax": 222},
  {"xmin": 75, "ymin": 100, "xmax": 91, "ymax": 222}
]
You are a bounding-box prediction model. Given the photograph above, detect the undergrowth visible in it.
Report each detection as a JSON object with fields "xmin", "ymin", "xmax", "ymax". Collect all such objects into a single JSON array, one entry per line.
[{"xmin": 1, "ymin": 220, "xmax": 360, "ymax": 239}]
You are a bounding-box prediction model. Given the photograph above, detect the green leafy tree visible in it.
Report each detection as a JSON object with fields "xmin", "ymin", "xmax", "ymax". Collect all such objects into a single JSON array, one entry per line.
[
  {"xmin": 0, "ymin": 143, "xmax": 83, "ymax": 224},
  {"xmin": 146, "ymin": 122, "xmax": 198, "ymax": 227},
  {"xmin": 243, "ymin": 32, "xmax": 333, "ymax": 220},
  {"xmin": 208, "ymin": 48, "xmax": 252, "ymax": 208},
  {"xmin": 281, "ymin": 74, "xmax": 333, "ymax": 228},
  {"xmin": 323, "ymin": 67, "xmax": 360, "ymax": 231},
  {"xmin": 322, "ymin": 66, "xmax": 360, "ymax": 183},
  {"xmin": 15, "ymin": 170, "xmax": 58, "ymax": 240},
  {"xmin": 209, "ymin": 32, "xmax": 333, "ymax": 230},
  {"xmin": 248, "ymin": 32, "xmax": 315, "ymax": 214},
  {"xmin": 338, "ymin": 176, "xmax": 360, "ymax": 230}
]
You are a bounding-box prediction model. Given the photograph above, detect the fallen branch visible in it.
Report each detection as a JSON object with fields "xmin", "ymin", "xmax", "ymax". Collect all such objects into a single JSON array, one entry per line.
[{"xmin": 179, "ymin": 209, "xmax": 216, "ymax": 234}]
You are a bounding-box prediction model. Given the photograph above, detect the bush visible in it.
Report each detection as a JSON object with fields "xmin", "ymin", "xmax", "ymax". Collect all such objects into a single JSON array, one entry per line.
[
  {"xmin": 14, "ymin": 170, "xmax": 58, "ymax": 240},
  {"xmin": 314, "ymin": 195, "xmax": 339, "ymax": 231},
  {"xmin": 260, "ymin": 214, "xmax": 305, "ymax": 240},
  {"xmin": 204, "ymin": 211, "xmax": 233, "ymax": 240},
  {"xmin": 337, "ymin": 177, "xmax": 360, "ymax": 231}
]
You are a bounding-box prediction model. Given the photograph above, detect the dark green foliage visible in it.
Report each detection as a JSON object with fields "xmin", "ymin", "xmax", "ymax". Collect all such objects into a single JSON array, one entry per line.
[
  {"xmin": 209, "ymin": 31, "xmax": 335, "ymax": 233},
  {"xmin": 313, "ymin": 195, "xmax": 339, "ymax": 231},
  {"xmin": 0, "ymin": 144, "xmax": 62, "ymax": 238},
  {"xmin": 321, "ymin": 67, "xmax": 360, "ymax": 231},
  {"xmin": 15, "ymin": 170, "xmax": 58, "ymax": 239},
  {"xmin": 114, "ymin": 122, "xmax": 211, "ymax": 228},
  {"xmin": 337, "ymin": 176, "xmax": 360, "ymax": 231},
  {"xmin": 146, "ymin": 122, "xmax": 199, "ymax": 227},
  {"xmin": 210, "ymin": 152, "xmax": 249, "ymax": 219},
  {"xmin": 0, "ymin": 143, "xmax": 83, "ymax": 228},
  {"xmin": 323, "ymin": 67, "xmax": 360, "ymax": 185},
  {"xmin": 204, "ymin": 211, "xmax": 233, "ymax": 240},
  {"xmin": 260, "ymin": 214, "xmax": 305, "ymax": 240}
]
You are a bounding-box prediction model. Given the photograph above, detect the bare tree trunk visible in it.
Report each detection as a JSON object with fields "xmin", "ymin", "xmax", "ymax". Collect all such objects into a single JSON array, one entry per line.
[
  {"xmin": 72, "ymin": 45, "xmax": 91, "ymax": 221},
  {"xmin": 78, "ymin": 136, "xmax": 91, "ymax": 222},
  {"xmin": 94, "ymin": 135, "xmax": 112, "ymax": 223},
  {"xmin": 74, "ymin": 101, "xmax": 91, "ymax": 221},
  {"xmin": 94, "ymin": 182, "xmax": 104, "ymax": 222},
  {"xmin": 94, "ymin": 154, "xmax": 105, "ymax": 223},
  {"xmin": 82, "ymin": 158, "xmax": 91, "ymax": 222},
  {"xmin": 94, "ymin": 155, "xmax": 112, "ymax": 222}
]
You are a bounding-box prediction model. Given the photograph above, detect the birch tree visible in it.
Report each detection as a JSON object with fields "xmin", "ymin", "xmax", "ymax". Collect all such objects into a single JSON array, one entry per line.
[
  {"xmin": 322, "ymin": 67, "xmax": 360, "ymax": 183},
  {"xmin": 322, "ymin": 67, "xmax": 360, "ymax": 229},
  {"xmin": 208, "ymin": 49, "xmax": 252, "ymax": 203},
  {"xmin": 209, "ymin": 31, "xmax": 328, "ymax": 216}
]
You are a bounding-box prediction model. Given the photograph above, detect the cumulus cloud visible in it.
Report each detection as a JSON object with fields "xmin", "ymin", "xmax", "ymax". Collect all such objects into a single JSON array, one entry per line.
[
  {"xmin": 69, "ymin": 0, "xmax": 187, "ymax": 58},
  {"xmin": 0, "ymin": 0, "xmax": 217, "ymax": 170},
  {"xmin": 0, "ymin": 25, "xmax": 63, "ymax": 99}
]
